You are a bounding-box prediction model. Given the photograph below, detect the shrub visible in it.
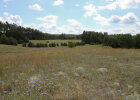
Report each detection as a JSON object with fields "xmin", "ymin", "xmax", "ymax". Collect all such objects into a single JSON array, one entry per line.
[
  {"xmin": 8, "ymin": 37, "xmax": 18, "ymax": 45},
  {"xmin": 61, "ymin": 42, "xmax": 67, "ymax": 46},
  {"xmin": 49, "ymin": 43, "xmax": 56, "ymax": 47},
  {"xmin": 0, "ymin": 34, "xmax": 9, "ymax": 44},
  {"xmin": 45, "ymin": 43, "xmax": 48, "ymax": 47},
  {"xmin": 68, "ymin": 42, "xmax": 76, "ymax": 48},
  {"xmin": 0, "ymin": 35, "xmax": 17, "ymax": 46},
  {"xmin": 22, "ymin": 42, "xmax": 26, "ymax": 47},
  {"xmin": 28, "ymin": 41, "xmax": 35, "ymax": 47},
  {"xmin": 75, "ymin": 42, "xmax": 85, "ymax": 46},
  {"xmin": 46, "ymin": 41, "xmax": 49, "ymax": 43},
  {"xmin": 56, "ymin": 43, "xmax": 59, "ymax": 46},
  {"xmin": 134, "ymin": 34, "xmax": 140, "ymax": 48}
]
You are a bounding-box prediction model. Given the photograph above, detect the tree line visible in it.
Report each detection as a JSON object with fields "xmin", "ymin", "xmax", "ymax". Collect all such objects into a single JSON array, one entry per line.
[
  {"xmin": 81, "ymin": 31, "xmax": 140, "ymax": 48},
  {"xmin": 1, "ymin": 21, "xmax": 140, "ymax": 49},
  {"xmin": 0, "ymin": 21, "xmax": 80, "ymax": 45}
]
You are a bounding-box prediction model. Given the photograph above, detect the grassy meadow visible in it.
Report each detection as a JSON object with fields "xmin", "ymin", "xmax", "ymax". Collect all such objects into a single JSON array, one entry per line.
[{"xmin": 0, "ymin": 40, "xmax": 140, "ymax": 100}]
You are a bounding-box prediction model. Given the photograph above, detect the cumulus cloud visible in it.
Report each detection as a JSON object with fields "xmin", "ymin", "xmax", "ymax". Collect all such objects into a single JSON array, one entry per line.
[
  {"xmin": 53, "ymin": 0, "xmax": 64, "ymax": 6},
  {"xmin": 66, "ymin": 19, "xmax": 83, "ymax": 34},
  {"xmin": 83, "ymin": 4, "xmax": 98, "ymax": 17},
  {"xmin": 36, "ymin": 15, "xmax": 83, "ymax": 34},
  {"xmin": 108, "ymin": 15, "xmax": 121, "ymax": 23},
  {"xmin": 99, "ymin": 0, "xmax": 140, "ymax": 10},
  {"xmin": 0, "ymin": 12, "xmax": 22, "ymax": 25},
  {"xmin": 29, "ymin": 4, "xmax": 43, "ymax": 11},
  {"xmin": 108, "ymin": 12, "xmax": 139, "ymax": 24},
  {"xmin": 98, "ymin": 2, "xmax": 117, "ymax": 10}
]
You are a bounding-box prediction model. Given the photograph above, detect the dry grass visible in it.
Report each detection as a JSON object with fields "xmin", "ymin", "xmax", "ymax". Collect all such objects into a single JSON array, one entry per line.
[{"xmin": 0, "ymin": 43, "xmax": 140, "ymax": 100}]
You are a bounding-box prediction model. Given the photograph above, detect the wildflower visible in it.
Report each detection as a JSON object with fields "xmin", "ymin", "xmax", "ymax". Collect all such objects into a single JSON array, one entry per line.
[
  {"xmin": 38, "ymin": 86, "xmax": 42, "ymax": 89},
  {"xmin": 32, "ymin": 84, "xmax": 35, "ymax": 87},
  {"xmin": 4, "ymin": 91, "xmax": 7, "ymax": 94},
  {"xmin": 26, "ymin": 91, "xmax": 30, "ymax": 93},
  {"xmin": 16, "ymin": 91, "xmax": 19, "ymax": 94},
  {"xmin": 32, "ymin": 82, "xmax": 35, "ymax": 84},
  {"xmin": 121, "ymin": 93, "xmax": 125, "ymax": 96},
  {"xmin": 117, "ymin": 90, "xmax": 121, "ymax": 92}
]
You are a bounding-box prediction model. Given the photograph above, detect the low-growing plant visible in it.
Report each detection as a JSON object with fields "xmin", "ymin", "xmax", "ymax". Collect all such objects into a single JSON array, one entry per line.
[
  {"xmin": 28, "ymin": 41, "xmax": 35, "ymax": 47},
  {"xmin": 22, "ymin": 42, "xmax": 26, "ymax": 47},
  {"xmin": 61, "ymin": 42, "xmax": 68, "ymax": 46},
  {"xmin": 68, "ymin": 42, "xmax": 76, "ymax": 48}
]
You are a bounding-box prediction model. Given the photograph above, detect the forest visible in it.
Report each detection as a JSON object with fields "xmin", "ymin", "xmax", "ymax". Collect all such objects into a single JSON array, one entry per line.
[
  {"xmin": 0, "ymin": 21, "xmax": 80, "ymax": 45},
  {"xmin": 0, "ymin": 21, "xmax": 140, "ymax": 49}
]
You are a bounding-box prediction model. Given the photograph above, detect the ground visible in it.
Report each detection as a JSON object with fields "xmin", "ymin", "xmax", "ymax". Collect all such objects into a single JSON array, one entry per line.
[{"xmin": 0, "ymin": 40, "xmax": 140, "ymax": 100}]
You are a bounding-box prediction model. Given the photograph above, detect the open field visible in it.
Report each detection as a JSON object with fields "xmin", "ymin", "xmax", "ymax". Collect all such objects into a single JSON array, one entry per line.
[{"xmin": 0, "ymin": 43, "xmax": 140, "ymax": 100}]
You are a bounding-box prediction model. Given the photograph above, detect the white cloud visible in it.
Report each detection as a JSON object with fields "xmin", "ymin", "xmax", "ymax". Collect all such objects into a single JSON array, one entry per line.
[
  {"xmin": 0, "ymin": 17, "xmax": 2, "ymax": 22},
  {"xmin": 24, "ymin": 23, "xmax": 36, "ymax": 29},
  {"xmin": 108, "ymin": 12, "xmax": 139, "ymax": 24},
  {"xmin": 93, "ymin": 14, "xmax": 110, "ymax": 25},
  {"xmin": 108, "ymin": 15, "xmax": 121, "ymax": 23},
  {"xmin": 0, "ymin": 12, "xmax": 22, "ymax": 25},
  {"xmin": 121, "ymin": 13, "xmax": 139, "ymax": 24},
  {"xmin": 53, "ymin": 0, "xmax": 64, "ymax": 6},
  {"xmin": 83, "ymin": 4, "xmax": 98, "ymax": 17},
  {"xmin": 37, "ymin": 15, "xmax": 58, "ymax": 25},
  {"xmin": 98, "ymin": 2, "xmax": 117, "ymax": 10},
  {"xmin": 66, "ymin": 19, "xmax": 83, "ymax": 34},
  {"xmin": 99, "ymin": 0, "xmax": 140, "ymax": 10},
  {"xmin": 36, "ymin": 15, "xmax": 83, "ymax": 34},
  {"xmin": 29, "ymin": 4, "xmax": 43, "ymax": 11},
  {"xmin": 37, "ymin": 15, "xmax": 58, "ymax": 33}
]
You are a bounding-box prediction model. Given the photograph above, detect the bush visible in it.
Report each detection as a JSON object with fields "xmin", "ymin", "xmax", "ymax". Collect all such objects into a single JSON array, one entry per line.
[
  {"xmin": 8, "ymin": 37, "xmax": 18, "ymax": 46},
  {"xmin": 46, "ymin": 41, "xmax": 49, "ymax": 43},
  {"xmin": 22, "ymin": 42, "xmax": 26, "ymax": 47},
  {"xmin": 49, "ymin": 43, "xmax": 56, "ymax": 47},
  {"xmin": 45, "ymin": 43, "xmax": 48, "ymax": 47},
  {"xmin": 56, "ymin": 43, "xmax": 59, "ymax": 46},
  {"xmin": 75, "ymin": 42, "xmax": 85, "ymax": 46},
  {"xmin": 28, "ymin": 41, "xmax": 35, "ymax": 47},
  {"xmin": 134, "ymin": 34, "xmax": 140, "ymax": 48},
  {"xmin": 68, "ymin": 42, "xmax": 76, "ymax": 48},
  {"xmin": 61, "ymin": 42, "xmax": 67, "ymax": 46},
  {"xmin": 0, "ymin": 35, "xmax": 17, "ymax": 46},
  {"xmin": 0, "ymin": 34, "xmax": 9, "ymax": 44}
]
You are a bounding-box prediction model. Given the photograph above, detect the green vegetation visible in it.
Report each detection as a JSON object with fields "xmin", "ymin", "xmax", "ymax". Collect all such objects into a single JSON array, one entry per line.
[
  {"xmin": 0, "ymin": 44, "xmax": 140, "ymax": 100},
  {"xmin": 0, "ymin": 34, "xmax": 17, "ymax": 46},
  {"xmin": 82, "ymin": 31, "xmax": 140, "ymax": 49},
  {"xmin": 0, "ymin": 21, "xmax": 80, "ymax": 45},
  {"xmin": 1, "ymin": 21, "xmax": 140, "ymax": 49},
  {"xmin": 24, "ymin": 40, "xmax": 85, "ymax": 48}
]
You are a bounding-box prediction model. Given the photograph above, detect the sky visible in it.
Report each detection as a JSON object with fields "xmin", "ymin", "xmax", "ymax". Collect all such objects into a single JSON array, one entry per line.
[{"xmin": 0, "ymin": 0, "xmax": 140, "ymax": 34}]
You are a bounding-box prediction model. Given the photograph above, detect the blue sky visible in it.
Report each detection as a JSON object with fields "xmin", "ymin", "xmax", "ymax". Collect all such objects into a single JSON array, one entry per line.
[{"xmin": 0, "ymin": 0, "xmax": 140, "ymax": 34}]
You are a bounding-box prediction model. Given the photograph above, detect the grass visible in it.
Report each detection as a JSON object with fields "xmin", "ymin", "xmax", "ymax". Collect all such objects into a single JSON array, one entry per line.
[{"xmin": 0, "ymin": 41, "xmax": 140, "ymax": 100}]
